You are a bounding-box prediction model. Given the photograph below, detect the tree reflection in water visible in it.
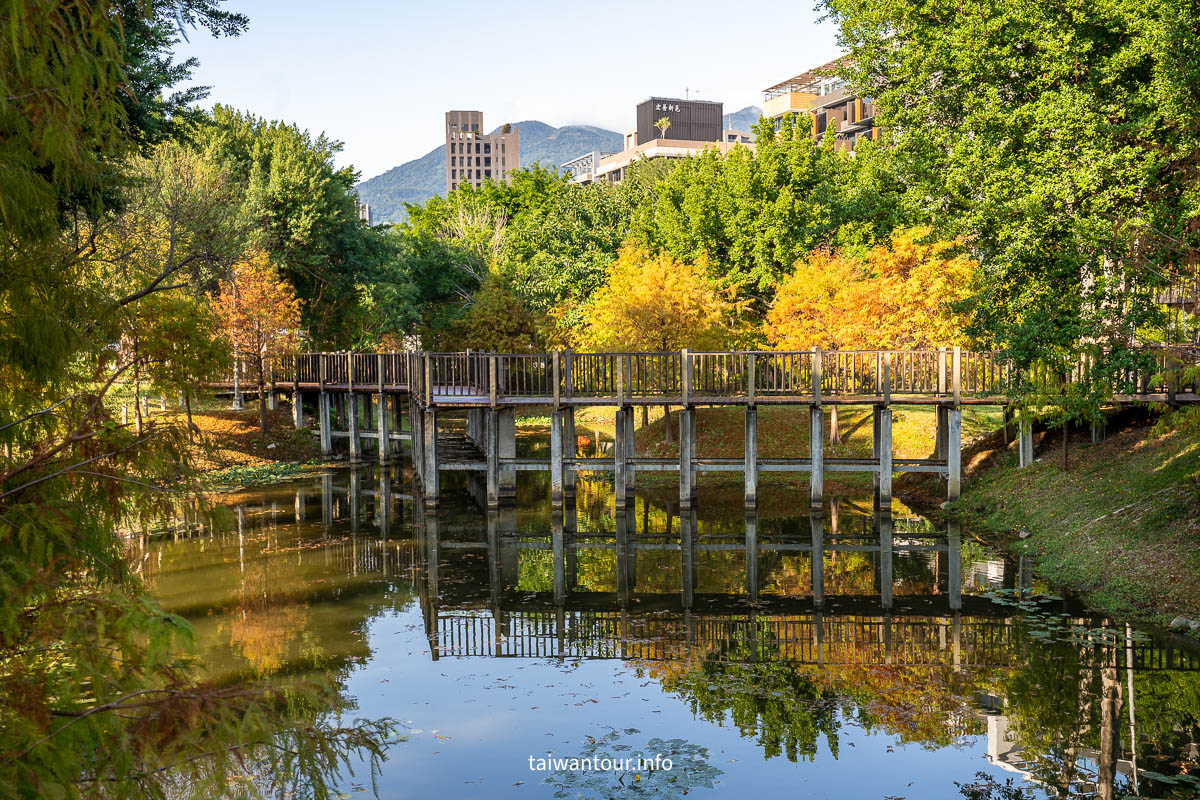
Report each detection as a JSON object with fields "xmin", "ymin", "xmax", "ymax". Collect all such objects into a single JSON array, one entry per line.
[{"xmin": 143, "ymin": 465, "xmax": 1200, "ymax": 799}]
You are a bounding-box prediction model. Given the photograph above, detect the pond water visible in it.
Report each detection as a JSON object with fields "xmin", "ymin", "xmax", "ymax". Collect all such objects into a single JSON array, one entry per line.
[{"xmin": 140, "ymin": 466, "xmax": 1200, "ymax": 799}]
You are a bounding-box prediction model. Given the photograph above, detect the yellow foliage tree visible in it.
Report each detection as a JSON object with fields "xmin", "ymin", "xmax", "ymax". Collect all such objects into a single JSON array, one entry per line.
[
  {"xmin": 577, "ymin": 246, "xmax": 737, "ymax": 352},
  {"xmin": 577, "ymin": 246, "xmax": 739, "ymax": 441},
  {"xmin": 765, "ymin": 227, "xmax": 977, "ymax": 350}
]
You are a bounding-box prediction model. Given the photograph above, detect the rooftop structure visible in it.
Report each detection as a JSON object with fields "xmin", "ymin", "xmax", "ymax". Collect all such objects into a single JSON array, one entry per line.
[{"xmin": 762, "ymin": 57, "xmax": 877, "ymax": 151}]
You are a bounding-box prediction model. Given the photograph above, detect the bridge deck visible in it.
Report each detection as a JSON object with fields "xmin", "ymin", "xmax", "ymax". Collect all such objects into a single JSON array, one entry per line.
[{"xmin": 214, "ymin": 346, "xmax": 1198, "ymax": 408}]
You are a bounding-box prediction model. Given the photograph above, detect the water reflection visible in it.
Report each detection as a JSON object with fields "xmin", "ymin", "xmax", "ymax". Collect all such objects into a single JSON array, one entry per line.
[{"xmin": 140, "ymin": 466, "xmax": 1200, "ymax": 799}]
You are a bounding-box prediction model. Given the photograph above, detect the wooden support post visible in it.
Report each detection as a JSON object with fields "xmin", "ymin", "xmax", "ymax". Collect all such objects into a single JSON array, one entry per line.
[
  {"xmin": 938, "ymin": 346, "xmax": 947, "ymax": 395},
  {"xmin": 267, "ymin": 388, "xmax": 278, "ymax": 411},
  {"xmin": 1018, "ymin": 418, "xmax": 1033, "ymax": 467},
  {"xmin": 563, "ymin": 407, "xmax": 577, "ymax": 496},
  {"xmin": 1092, "ymin": 416, "xmax": 1106, "ymax": 444},
  {"xmin": 812, "ymin": 346, "xmax": 822, "ymax": 405},
  {"xmin": 486, "ymin": 409, "xmax": 499, "ymax": 508},
  {"xmin": 744, "ymin": 406, "xmax": 758, "ymax": 507},
  {"xmin": 878, "ymin": 406, "xmax": 893, "ymax": 508},
  {"xmin": 614, "ymin": 407, "xmax": 627, "ymax": 510},
  {"xmin": 679, "ymin": 407, "xmax": 693, "ymax": 508},
  {"xmin": 947, "ymin": 408, "xmax": 962, "ymax": 501},
  {"xmin": 377, "ymin": 393, "xmax": 390, "ymax": 462},
  {"xmin": 497, "ymin": 407, "xmax": 515, "ymax": 500},
  {"xmin": 952, "ymin": 345, "xmax": 961, "ymax": 405},
  {"xmin": 319, "ymin": 392, "xmax": 332, "ymax": 456},
  {"xmin": 550, "ymin": 408, "xmax": 563, "ymax": 506},
  {"xmin": 488, "ymin": 356, "xmax": 497, "ymax": 408},
  {"xmin": 809, "ymin": 405, "xmax": 824, "ymax": 507},
  {"xmin": 423, "ymin": 408, "xmax": 439, "ymax": 506},
  {"xmin": 347, "ymin": 392, "xmax": 362, "ymax": 462},
  {"xmin": 829, "ymin": 404, "xmax": 840, "ymax": 444}
]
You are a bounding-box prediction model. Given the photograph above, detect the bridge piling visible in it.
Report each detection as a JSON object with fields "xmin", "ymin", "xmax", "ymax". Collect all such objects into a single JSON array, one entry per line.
[
  {"xmin": 809, "ymin": 406, "xmax": 824, "ymax": 507},
  {"xmin": 318, "ymin": 392, "xmax": 332, "ymax": 456},
  {"xmin": 947, "ymin": 408, "xmax": 962, "ymax": 500},
  {"xmin": 744, "ymin": 406, "xmax": 758, "ymax": 507},
  {"xmin": 878, "ymin": 406, "xmax": 893, "ymax": 508},
  {"xmin": 562, "ymin": 407, "xmax": 576, "ymax": 498},
  {"xmin": 347, "ymin": 394, "xmax": 362, "ymax": 462},
  {"xmin": 377, "ymin": 394, "xmax": 391, "ymax": 462},
  {"xmin": 422, "ymin": 408, "xmax": 439, "ymax": 506},
  {"xmin": 486, "ymin": 409, "xmax": 499, "ymax": 508},
  {"xmin": 550, "ymin": 408, "xmax": 564, "ymax": 507},
  {"xmin": 497, "ymin": 408, "xmax": 515, "ymax": 501},
  {"xmin": 679, "ymin": 407, "xmax": 694, "ymax": 508},
  {"xmin": 614, "ymin": 408, "xmax": 628, "ymax": 509}
]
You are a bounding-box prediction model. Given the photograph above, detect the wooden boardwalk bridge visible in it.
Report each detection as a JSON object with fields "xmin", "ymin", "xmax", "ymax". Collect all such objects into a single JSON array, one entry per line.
[{"xmin": 213, "ymin": 346, "xmax": 1199, "ymax": 510}]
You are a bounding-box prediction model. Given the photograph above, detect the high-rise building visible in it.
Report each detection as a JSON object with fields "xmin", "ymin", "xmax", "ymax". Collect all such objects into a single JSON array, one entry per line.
[
  {"xmin": 762, "ymin": 58, "xmax": 877, "ymax": 151},
  {"xmin": 562, "ymin": 97, "xmax": 753, "ymax": 185},
  {"xmin": 444, "ymin": 110, "xmax": 519, "ymax": 194}
]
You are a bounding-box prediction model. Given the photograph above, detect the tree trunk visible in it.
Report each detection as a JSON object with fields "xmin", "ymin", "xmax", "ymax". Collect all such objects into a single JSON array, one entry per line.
[
  {"xmin": 641, "ymin": 406, "xmax": 649, "ymax": 428},
  {"xmin": 133, "ymin": 354, "xmax": 143, "ymax": 436},
  {"xmin": 257, "ymin": 355, "xmax": 269, "ymax": 437},
  {"xmin": 829, "ymin": 406, "xmax": 841, "ymax": 445},
  {"xmin": 184, "ymin": 393, "xmax": 197, "ymax": 441},
  {"xmin": 663, "ymin": 405, "xmax": 674, "ymax": 444}
]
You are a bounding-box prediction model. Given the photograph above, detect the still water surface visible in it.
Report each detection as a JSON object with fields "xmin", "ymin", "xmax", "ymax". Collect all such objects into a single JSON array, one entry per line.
[{"xmin": 141, "ymin": 467, "xmax": 1200, "ymax": 799}]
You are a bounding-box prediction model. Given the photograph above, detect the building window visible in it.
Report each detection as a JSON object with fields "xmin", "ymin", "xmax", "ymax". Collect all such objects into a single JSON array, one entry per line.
[
  {"xmin": 475, "ymin": 143, "xmax": 481, "ymax": 154},
  {"xmin": 485, "ymin": 169, "xmax": 492, "ymax": 178},
  {"xmin": 451, "ymin": 169, "xmax": 457, "ymax": 178},
  {"xmin": 484, "ymin": 157, "xmax": 491, "ymax": 166},
  {"xmin": 501, "ymin": 144, "xmax": 505, "ymax": 153},
  {"xmin": 476, "ymin": 170, "xmax": 481, "ymax": 179},
  {"xmin": 484, "ymin": 143, "xmax": 491, "ymax": 154}
]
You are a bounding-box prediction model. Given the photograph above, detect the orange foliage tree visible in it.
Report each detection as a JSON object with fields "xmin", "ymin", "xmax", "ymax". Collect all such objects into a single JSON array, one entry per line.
[
  {"xmin": 765, "ymin": 227, "xmax": 977, "ymax": 350},
  {"xmin": 218, "ymin": 250, "xmax": 302, "ymax": 435}
]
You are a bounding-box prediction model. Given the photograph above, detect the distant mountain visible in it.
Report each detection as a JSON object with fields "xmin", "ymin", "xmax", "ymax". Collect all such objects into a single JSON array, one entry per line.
[
  {"xmin": 724, "ymin": 105, "xmax": 763, "ymax": 135},
  {"xmin": 356, "ymin": 120, "xmax": 623, "ymax": 223}
]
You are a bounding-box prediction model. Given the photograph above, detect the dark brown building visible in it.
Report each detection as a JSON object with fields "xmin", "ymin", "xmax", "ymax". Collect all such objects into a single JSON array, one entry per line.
[{"xmin": 635, "ymin": 98, "xmax": 723, "ymax": 146}]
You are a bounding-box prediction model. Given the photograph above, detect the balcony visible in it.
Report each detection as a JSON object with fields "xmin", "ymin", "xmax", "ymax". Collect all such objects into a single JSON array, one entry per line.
[{"xmin": 763, "ymin": 90, "xmax": 816, "ymax": 119}]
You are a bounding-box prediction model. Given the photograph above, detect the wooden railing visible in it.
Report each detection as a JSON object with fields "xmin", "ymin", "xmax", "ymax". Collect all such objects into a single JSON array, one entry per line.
[{"xmin": 234, "ymin": 345, "xmax": 1199, "ymax": 405}]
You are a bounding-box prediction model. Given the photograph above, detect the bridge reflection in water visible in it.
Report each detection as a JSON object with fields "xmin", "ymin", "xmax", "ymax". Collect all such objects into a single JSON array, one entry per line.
[{"xmin": 144, "ymin": 465, "xmax": 1200, "ymax": 799}]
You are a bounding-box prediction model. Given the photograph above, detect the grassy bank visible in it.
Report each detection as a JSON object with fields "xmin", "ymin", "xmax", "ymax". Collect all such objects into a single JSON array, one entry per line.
[
  {"xmin": 956, "ymin": 417, "xmax": 1200, "ymax": 624},
  {"xmin": 112, "ymin": 396, "xmax": 324, "ymax": 487}
]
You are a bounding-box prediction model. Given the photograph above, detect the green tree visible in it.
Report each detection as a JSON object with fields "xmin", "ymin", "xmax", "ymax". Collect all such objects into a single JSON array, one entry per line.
[
  {"xmin": 822, "ymin": 0, "xmax": 1200, "ymax": 398},
  {"xmin": 0, "ymin": 3, "xmax": 392, "ymax": 796}
]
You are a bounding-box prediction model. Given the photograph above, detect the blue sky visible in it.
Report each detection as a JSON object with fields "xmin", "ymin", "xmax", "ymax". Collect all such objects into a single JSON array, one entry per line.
[{"xmin": 176, "ymin": 0, "xmax": 842, "ymax": 181}]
